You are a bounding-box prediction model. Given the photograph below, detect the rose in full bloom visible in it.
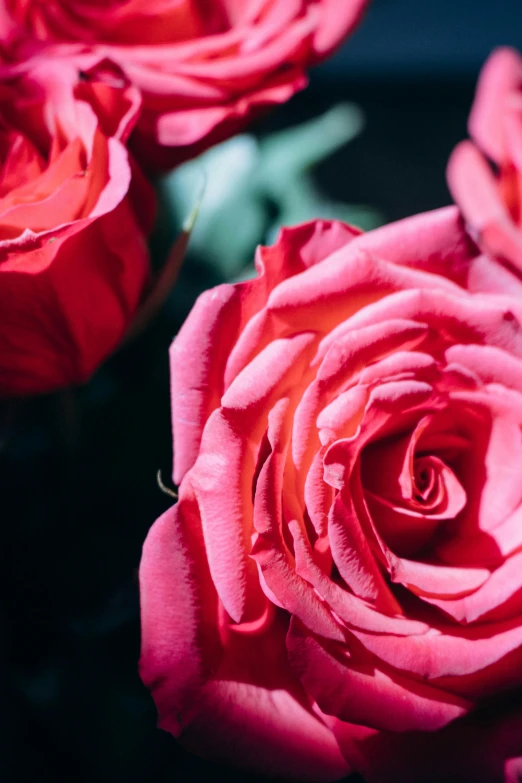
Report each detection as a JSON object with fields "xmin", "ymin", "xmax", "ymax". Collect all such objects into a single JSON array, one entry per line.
[
  {"xmin": 448, "ymin": 47, "xmax": 522, "ymax": 291},
  {"xmin": 140, "ymin": 208, "xmax": 522, "ymax": 782},
  {"xmin": 0, "ymin": 0, "xmax": 370, "ymax": 170},
  {"xmin": 0, "ymin": 56, "xmax": 153, "ymax": 396}
]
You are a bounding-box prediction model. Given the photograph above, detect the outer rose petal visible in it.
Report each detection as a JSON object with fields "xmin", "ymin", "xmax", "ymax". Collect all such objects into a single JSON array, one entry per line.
[
  {"xmin": 140, "ymin": 501, "xmax": 351, "ymax": 782},
  {"xmin": 140, "ymin": 503, "xmax": 206, "ymax": 727}
]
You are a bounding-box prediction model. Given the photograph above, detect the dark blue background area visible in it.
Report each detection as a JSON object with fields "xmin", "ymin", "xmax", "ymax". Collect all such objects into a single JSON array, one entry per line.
[
  {"xmin": 4, "ymin": 3, "xmax": 520, "ymax": 782},
  {"xmin": 321, "ymin": 0, "xmax": 522, "ymax": 78}
]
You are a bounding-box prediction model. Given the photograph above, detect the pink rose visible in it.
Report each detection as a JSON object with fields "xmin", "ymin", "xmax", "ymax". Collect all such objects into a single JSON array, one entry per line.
[
  {"xmin": 0, "ymin": 56, "xmax": 153, "ymax": 396},
  {"xmin": 140, "ymin": 208, "xmax": 522, "ymax": 781},
  {"xmin": 448, "ymin": 47, "xmax": 522, "ymax": 292},
  {"xmin": 0, "ymin": 0, "xmax": 370, "ymax": 169}
]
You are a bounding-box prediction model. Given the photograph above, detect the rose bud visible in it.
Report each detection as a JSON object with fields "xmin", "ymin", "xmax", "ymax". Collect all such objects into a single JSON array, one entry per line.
[
  {"xmin": 0, "ymin": 56, "xmax": 153, "ymax": 396},
  {"xmin": 448, "ymin": 47, "xmax": 522, "ymax": 294},
  {"xmin": 0, "ymin": 0, "xmax": 370, "ymax": 170},
  {"xmin": 140, "ymin": 208, "xmax": 522, "ymax": 781}
]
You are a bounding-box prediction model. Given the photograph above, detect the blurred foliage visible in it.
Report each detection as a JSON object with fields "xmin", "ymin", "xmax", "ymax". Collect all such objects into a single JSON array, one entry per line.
[{"xmin": 158, "ymin": 103, "xmax": 382, "ymax": 284}]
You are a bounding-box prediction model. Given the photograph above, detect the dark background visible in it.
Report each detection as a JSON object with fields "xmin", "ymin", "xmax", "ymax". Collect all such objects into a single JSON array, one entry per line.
[{"xmin": 5, "ymin": 1, "xmax": 522, "ymax": 781}]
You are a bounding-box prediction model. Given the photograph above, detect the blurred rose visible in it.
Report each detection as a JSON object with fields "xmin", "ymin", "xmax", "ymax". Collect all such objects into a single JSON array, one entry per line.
[
  {"xmin": 140, "ymin": 208, "xmax": 522, "ymax": 781},
  {"xmin": 448, "ymin": 47, "xmax": 522, "ymax": 291},
  {"xmin": 0, "ymin": 0, "xmax": 369, "ymax": 170},
  {"xmin": 0, "ymin": 57, "xmax": 153, "ymax": 396}
]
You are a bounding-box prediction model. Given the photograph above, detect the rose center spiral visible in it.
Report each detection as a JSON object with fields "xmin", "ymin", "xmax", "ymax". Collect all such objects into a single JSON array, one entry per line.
[{"xmin": 360, "ymin": 413, "xmax": 469, "ymax": 559}]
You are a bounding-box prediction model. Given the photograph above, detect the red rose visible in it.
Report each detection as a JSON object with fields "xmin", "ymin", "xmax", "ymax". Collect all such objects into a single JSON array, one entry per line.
[
  {"xmin": 0, "ymin": 56, "xmax": 153, "ymax": 396},
  {"xmin": 448, "ymin": 47, "xmax": 522, "ymax": 292},
  {"xmin": 0, "ymin": 0, "xmax": 369, "ymax": 170},
  {"xmin": 140, "ymin": 208, "xmax": 522, "ymax": 781}
]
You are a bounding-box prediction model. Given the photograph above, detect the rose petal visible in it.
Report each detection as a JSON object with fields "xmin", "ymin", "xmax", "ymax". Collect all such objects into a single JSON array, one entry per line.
[
  {"xmin": 179, "ymin": 678, "xmax": 350, "ymax": 782},
  {"xmin": 192, "ymin": 331, "xmax": 316, "ymax": 622},
  {"xmin": 335, "ymin": 703, "xmax": 522, "ymax": 783},
  {"xmin": 468, "ymin": 47, "xmax": 522, "ymax": 164},
  {"xmin": 287, "ymin": 619, "xmax": 472, "ymax": 733}
]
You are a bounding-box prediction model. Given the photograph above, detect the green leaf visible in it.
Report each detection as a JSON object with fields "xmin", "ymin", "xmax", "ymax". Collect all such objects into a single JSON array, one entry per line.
[
  {"xmin": 154, "ymin": 104, "xmax": 382, "ymax": 283},
  {"xmin": 258, "ymin": 103, "xmax": 364, "ymax": 200}
]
